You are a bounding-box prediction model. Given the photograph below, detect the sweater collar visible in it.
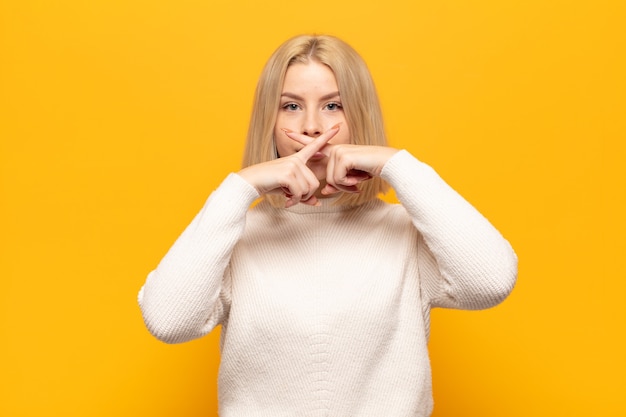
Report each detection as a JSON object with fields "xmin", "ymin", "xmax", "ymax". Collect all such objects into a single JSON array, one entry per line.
[{"xmin": 283, "ymin": 196, "xmax": 358, "ymax": 214}]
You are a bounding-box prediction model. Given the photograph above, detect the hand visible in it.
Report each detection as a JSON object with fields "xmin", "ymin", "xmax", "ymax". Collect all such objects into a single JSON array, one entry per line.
[
  {"xmin": 238, "ymin": 126, "xmax": 340, "ymax": 207},
  {"xmin": 282, "ymin": 130, "xmax": 399, "ymax": 196}
]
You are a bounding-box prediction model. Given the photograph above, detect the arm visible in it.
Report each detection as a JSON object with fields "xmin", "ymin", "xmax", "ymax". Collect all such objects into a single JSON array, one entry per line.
[
  {"xmin": 381, "ymin": 150, "xmax": 518, "ymax": 310},
  {"xmin": 276, "ymin": 129, "xmax": 517, "ymax": 310},
  {"xmin": 139, "ymin": 129, "xmax": 343, "ymax": 343},
  {"xmin": 138, "ymin": 173, "xmax": 259, "ymax": 343}
]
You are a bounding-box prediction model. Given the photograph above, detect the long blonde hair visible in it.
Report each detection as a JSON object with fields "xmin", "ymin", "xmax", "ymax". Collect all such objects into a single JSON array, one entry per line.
[{"xmin": 242, "ymin": 35, "xmax": 389, "ymax": 206}]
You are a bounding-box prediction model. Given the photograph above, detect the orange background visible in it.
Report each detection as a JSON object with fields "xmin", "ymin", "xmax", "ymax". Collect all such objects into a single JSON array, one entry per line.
[{"xmin": 1, "ymin": 0, "xmax": 624, "ymax": 416}]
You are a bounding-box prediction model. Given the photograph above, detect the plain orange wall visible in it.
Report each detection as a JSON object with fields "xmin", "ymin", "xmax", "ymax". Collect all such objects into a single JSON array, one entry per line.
[{"xmin": 1, "ymin": 0, "xmax": 624, "ymax": 416}]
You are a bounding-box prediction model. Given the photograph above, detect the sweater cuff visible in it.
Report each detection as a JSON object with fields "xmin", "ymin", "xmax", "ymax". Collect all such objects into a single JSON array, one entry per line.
[
  {"xmin": 224, "ymin": 172, "xmax": 261, "ymax": 204},
  {"xmin": 379, "ymin": 149, "xmax": 449, "ymax": 214},
  {"xmin": 198, "ymin": 173, "xmax": 260, "ymax": 219},
  {"xmin": 380, "ymin": 149, "xmax": 426, "ymax": 184}
]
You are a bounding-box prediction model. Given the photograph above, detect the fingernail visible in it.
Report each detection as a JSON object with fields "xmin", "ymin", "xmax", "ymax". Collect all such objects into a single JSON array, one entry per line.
[
  {"xmin": 280, "ymin": 128, "xmax": 293, "ymax": 134},
  {"xmin": 331, "ymin": 123, "xmax": 342, "ymax": 130}
]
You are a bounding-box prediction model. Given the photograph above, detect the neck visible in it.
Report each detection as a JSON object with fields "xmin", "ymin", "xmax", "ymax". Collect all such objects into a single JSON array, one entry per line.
[{"xmin": 314, "ymin": 180, "xmax": 339, "ymax": 199}]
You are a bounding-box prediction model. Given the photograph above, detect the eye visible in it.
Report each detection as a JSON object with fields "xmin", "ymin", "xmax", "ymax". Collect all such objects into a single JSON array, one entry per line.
[
  {"xmin": 282, "ymin": 102, "xmax": 300, "ymax": 111},
  {"xmin": 325, "ymin": 102, "xmax": 342, "ymax": 111}
]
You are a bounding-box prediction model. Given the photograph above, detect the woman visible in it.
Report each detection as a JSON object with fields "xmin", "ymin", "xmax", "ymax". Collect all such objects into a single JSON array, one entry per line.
[{"xmin": 138, "ymin": 34, "xmax": 517, "ymax": 416}]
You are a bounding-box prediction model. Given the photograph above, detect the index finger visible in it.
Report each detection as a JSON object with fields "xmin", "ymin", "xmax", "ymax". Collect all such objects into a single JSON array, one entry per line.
[{"xmin": 293, "ymin": 125, "xmax": 340, "ymax": 162}]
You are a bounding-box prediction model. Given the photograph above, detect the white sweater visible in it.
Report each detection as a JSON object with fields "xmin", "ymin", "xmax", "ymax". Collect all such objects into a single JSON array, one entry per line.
[{"xmin": 138, "ymin": 150, "xmax": 518, "ymax": 417}]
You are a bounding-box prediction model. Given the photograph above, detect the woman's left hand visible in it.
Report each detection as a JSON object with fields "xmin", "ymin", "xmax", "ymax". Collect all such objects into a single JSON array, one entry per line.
[{"xmin": 283, "ymin": 130, "xmax": 399, "ymax": 196}]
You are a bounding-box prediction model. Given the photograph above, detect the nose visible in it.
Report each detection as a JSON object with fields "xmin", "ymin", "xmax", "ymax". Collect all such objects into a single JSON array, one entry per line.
[{"xmin": 302, "ymin": 111, "xmax": 322, "ymax": 137}]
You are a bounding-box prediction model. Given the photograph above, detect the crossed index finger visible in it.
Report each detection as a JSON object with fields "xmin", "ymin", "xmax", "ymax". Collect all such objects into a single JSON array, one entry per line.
[{"xmin": 292, "ymin": 125, "xmax": 340, "ymax": 162}]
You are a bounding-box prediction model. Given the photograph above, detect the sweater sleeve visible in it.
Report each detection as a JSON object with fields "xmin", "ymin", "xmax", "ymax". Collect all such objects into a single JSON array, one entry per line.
[
  {"xmin": 137, "ymin": 173, "xmax": 260, "ymax": 343},
  {"xmin": 380, "ymin": 150, "xmax": 518, "ymax": 310}
]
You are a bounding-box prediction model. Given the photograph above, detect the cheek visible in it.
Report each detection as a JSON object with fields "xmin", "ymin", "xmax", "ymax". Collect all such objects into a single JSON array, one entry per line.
[
  {"xmin": 333, "ymin": 124, "xmax": 351, "ymax": 145},
  {"xmin": 273, "ymin": 114, "xmax": 297, "ymax": 158},
  {"xmin": 273, "ymin": 128, "xmax": 294, "ymax": 158}
]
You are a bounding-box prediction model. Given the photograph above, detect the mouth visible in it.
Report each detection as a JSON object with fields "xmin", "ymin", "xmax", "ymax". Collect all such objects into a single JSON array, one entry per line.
[
  {"xmin": 308, "ymin": 152, "xmax": 326, "ymax": 161},
  {"xmin": 295, "ymin": 147, "xmax": 326, "ymax": 161}
]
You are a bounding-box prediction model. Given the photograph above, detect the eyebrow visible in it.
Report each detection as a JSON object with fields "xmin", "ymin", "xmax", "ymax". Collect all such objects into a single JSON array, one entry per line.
[{"xmin": 280, "ymin": 91, "xmax": 341, "ymax": 101}]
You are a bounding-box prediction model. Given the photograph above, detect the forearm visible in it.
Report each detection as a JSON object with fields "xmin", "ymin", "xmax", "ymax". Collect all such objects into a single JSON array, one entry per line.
[
  {"xmin": 138, "ymin": 173, "xmax": 259, "ymax": 343},
  {"xmin": 381, "ymin": 150, "xmax": 518, "ymax": 309}
]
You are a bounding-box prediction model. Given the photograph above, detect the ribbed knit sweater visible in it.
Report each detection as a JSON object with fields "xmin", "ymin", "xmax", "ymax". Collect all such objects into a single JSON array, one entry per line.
[{"xmin": 138, "ymin": 150, "xmax": 518, "ymax": 417}]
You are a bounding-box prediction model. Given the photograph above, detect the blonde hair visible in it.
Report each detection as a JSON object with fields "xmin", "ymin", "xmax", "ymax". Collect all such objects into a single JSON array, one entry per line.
[{"xmin": 242, "ymin": 34, "xmax": 389, "ymax": 206}]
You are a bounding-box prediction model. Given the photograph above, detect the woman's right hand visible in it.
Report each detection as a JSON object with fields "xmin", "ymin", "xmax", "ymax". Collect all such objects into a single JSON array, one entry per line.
[{"xmin": 238, "ymin": 126, "xmax": 339, "ymax": 208}]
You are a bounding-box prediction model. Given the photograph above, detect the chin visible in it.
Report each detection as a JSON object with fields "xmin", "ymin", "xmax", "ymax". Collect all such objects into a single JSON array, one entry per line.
[{"xmin": 307, "ymin": 162, "xmax": 328, "ymax": 180}]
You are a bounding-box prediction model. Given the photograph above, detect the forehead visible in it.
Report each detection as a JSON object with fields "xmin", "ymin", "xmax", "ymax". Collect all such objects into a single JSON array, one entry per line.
[{"xmin": 282, "ymin": 61, "xmax": 338, "ymax": 93}]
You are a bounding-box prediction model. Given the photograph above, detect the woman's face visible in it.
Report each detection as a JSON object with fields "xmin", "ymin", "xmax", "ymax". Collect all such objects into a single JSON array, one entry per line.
[{"xmin": 274, "ymin": 61, "xmax": 350, "ymax": 179}]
